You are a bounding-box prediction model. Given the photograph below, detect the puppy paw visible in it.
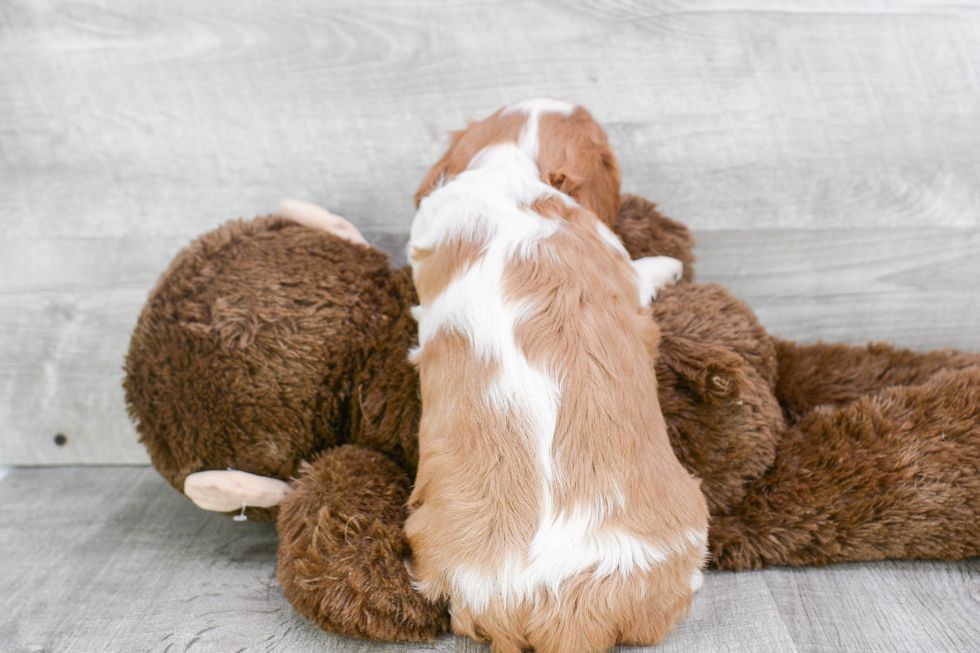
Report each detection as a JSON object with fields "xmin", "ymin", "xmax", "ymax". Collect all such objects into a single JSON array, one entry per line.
[
  {"xmin": 632, "ymin": 255, "xmax": 684, "ymax": 305},
  {"xmin": 690, "ymin": 568, "xmax": 705, "ymax": 594}
]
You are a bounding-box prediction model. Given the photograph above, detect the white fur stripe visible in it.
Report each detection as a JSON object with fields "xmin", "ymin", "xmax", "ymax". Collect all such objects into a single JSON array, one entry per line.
[
  {"xmin": 503, "ymin": 98, "xmax": 575, "ymax": 165},
  {"xmin": 449, "ymin": 526, "xmax": 708, "ymax": 612}
]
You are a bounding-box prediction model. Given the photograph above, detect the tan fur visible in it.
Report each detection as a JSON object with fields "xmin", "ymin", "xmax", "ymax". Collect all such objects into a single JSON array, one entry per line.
[
  {"xmin": 536, "ymin": 109, "xmax": 622, "ymax": 227},
  {"xmin": 412, "ymin": 239, "xmax": 485, "ymax": 306},
  {"xmin": 406, "ymin": 105, "xmax": 708, "ymax": 653},
  {"xmin": 407, "ymin": 332, "xmax": 541, "ymax": 588},
  {"xmin": 508, "ymin": 205, "xmax": 701, "ymax": 530}
]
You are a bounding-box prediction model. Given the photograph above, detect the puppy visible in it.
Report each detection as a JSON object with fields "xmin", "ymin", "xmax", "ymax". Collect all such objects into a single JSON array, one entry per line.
[{"xmin": 405, "ymin": 99, "xmax": 709, "ymax": 653}]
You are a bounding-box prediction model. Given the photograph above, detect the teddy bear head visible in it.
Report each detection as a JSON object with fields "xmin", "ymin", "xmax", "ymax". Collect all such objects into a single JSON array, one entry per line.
[{"xmin": 124, "ymin": 215, "xmax": 422, "ymax": 519}]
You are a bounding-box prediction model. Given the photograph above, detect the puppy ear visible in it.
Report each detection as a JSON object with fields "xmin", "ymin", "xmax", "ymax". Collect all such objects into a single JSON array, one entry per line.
[
  {"xmin": 546, "ymin": 168, "xmax": 577, "ymax": 196},
  {"xmin": 544, "ymin": 146, "xmax": 622, "ymax": 227},
  {"xmin": 587, "ymin": 146, "xmax": 622, "ymax": 227}
]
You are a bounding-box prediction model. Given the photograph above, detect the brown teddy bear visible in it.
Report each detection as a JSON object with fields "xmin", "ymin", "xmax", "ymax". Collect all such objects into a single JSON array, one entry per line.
[{"xmin": 123, "ymin": 194, "xmax": 980, "ymax": 642}]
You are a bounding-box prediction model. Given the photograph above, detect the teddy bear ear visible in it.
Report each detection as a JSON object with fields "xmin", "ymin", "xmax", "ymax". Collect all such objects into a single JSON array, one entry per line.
[
  {"xmin": 277, "ymin": 199, "xmax": 368, "ymax": 246},
  {"xmin": 183, "ymin": 469, "xmax": 293, "ymax": 513},
  {"xmin": 658, "ymin": 337, "xmax": 746, "ymax": 403}
]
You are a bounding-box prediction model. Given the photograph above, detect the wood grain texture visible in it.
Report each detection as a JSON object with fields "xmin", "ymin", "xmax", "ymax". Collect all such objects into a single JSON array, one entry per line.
[
  {"xmin": 2, "ymin": 467, "xmax": 977, "ymax": 653},
  {"xmin": 764, "ymin": 562, "xmax": 980, "ymax": 653},
  {"xmin": 2, "ymin": 0, "xmax": 979, "ymax": 463},
  {"xmin": 0, "ymin": 466, "xmax": 455, "ymax": 653},
  {"xmin": 696, "ymin": 229, "xmax": 980, "ymax": 347}
]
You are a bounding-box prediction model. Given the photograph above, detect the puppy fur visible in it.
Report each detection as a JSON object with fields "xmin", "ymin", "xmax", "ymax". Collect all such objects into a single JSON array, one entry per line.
[{"xmin": 405, "ymin": 101, "xmax": 709, "ymax": 653}]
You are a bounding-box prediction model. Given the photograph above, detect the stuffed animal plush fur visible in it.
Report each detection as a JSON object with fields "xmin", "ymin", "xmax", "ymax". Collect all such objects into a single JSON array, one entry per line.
[{"xmin": 124, "ymin": 194, "xmax": 980, "ymax": 642}]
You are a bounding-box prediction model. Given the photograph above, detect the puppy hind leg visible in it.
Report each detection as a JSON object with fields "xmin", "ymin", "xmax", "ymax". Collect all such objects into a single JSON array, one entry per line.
[
  {"xmin": 489, "ymin": 636, "xmax": 527, "ymax": 653},
  {"xmin": 525, "ymin": 595, "xmax": 617, "ymax": 653},
  {"xmin": 452, "ymin": 603, "xmax": 531, "ymax": 653},
  {"xmin": 617, "ymin": 593, "xmax": 691, "ymax": 648}
]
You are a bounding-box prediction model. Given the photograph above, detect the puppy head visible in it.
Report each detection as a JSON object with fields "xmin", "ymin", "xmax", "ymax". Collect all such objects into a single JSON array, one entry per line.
[
  {"xmin": 534, "ymin": 104, "xmax": 621, "ymax": 227},
  {"xmin": 415, "ymin": 100, "xmax": 621, "ymax": 225}
]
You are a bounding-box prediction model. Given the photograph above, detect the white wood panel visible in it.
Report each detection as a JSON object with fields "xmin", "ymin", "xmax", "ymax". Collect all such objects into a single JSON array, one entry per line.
[
  {"xmin": 697, "ymin": 228, "xmax": 980, "ymax": 348},
  {"xmin": 2, "ymin": 0, "xmax": 979, "ymax": 463},
  {"xmin": 0, "ymin": 289, "xmax": 152, "ymax": 464}
]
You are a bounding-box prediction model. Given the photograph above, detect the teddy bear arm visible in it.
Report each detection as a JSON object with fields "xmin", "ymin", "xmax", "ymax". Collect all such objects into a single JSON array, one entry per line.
[
  {"xmin": 277, "ymin": 445, "xmax": 449, "ymax": 641},
  {"xmin": 774, "ymin": 339, "xmax": 980, "ymax": 424},
  {"xmin": 613, "ymin": 194, "xmax": 696, "ymax": 280},
  {"xmin": 658, "ymin": 359, "xmax": 782, "ymax": 518},
  {"xmin": 651, "ymin": 283, "xmax": 786, "ymax": 516},
  {"xmin": 710, "ymin": 367, "xmax": 980, "ymax": 570}
]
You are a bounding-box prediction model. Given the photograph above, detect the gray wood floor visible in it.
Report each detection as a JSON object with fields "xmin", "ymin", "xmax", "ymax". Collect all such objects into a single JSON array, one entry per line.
[
  {"xmin": 1, "ymin": 466, "xmax": 977, "ymax": 653},
  {"xmin": 3, "ymin": 1, "xmax": 980, "ymax": 464}
]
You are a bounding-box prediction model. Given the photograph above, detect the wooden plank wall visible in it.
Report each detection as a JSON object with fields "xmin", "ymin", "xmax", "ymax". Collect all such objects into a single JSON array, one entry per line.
[{"xmin": 2, "ymin": 0, "xmax": 978, "ymax": 464}]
